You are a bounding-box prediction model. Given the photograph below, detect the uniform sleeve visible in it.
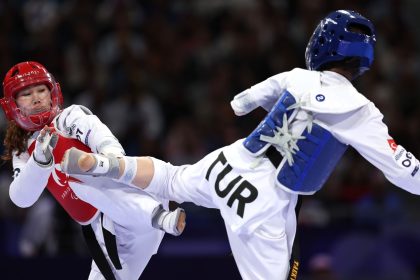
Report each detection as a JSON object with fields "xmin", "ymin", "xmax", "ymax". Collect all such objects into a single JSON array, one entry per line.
[
  {"xmin": 9, "ymin": 152, "xmax": 53, "ymax": 208},
  {"xmin": 322, "ymin": 102, "xmax": 420, "ymax": 195},
  {"xmin": 230, "ymin": 71, "xmax": 290, "ymax": 115},
  {"xmin": 54, "ymin": 105, "xmax": 124, "ymax": 156}
]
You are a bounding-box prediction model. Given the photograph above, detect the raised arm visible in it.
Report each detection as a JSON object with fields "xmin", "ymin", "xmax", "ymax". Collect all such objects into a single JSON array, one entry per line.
[
  {"xmin": 9, "ymin": 128, "xmax": 57, "ymax": 207},
  {"xmin": 55, "ymin": 105, "xmax": 124, "ymax": 156},
  {"xmin": 321, "ymin": 102, "xmax": 420, "ymax": 195}
]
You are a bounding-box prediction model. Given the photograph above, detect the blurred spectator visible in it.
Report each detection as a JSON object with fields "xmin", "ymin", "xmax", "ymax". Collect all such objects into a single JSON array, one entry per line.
[{"xmin": 306, "ymin": 253, "xmax": 337, "ymax": 280}]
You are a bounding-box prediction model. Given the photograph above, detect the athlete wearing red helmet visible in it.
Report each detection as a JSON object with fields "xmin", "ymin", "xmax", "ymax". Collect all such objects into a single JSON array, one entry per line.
[
  {"xmin": 1, "ymin": 61, "xmax": 186, "ymax": 280},
  {"xmin": 1, "ymin": 61, "xmax": 63, "ymax": 131}
]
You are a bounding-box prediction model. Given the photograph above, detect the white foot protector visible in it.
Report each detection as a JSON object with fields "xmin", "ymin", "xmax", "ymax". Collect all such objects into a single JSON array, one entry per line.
[
  {"xmin": 152, "ymin": 205, "xmax": 186, "ymax": 236},
  {"xmin": 61, "ymin": 147, "xmax": 120, "ymax": 178}
]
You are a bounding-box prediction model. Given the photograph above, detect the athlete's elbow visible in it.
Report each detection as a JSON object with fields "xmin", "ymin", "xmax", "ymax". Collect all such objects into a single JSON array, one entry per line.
[
  {"xmin": 385, "ymin": 174, "xmax": 420, "ymax": 195},
  {"xmin": 9, "ymin": 189, "xmax": 35, "ymax": 208}
]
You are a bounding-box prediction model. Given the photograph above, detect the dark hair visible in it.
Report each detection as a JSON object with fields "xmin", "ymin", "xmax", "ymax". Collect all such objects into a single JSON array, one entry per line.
[{"xmin": 2, "ymin": 121, "xmax": 31, "ymax": 161}]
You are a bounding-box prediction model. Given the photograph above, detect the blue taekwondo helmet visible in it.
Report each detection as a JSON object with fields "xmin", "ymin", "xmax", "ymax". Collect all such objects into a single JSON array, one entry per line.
[{"xmin": 305, "ymin": 10, "xmax": 376, "ymax": 77}]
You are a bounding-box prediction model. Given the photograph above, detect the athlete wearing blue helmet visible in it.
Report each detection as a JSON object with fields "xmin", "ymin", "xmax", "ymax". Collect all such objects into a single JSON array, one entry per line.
[
  {"xmin": 305, "ymin": 10, "xmax": 376, "ymax": 79},
  {"xmin": 61, "ymin": 10, "xmax": 420, "ymax": 280}
]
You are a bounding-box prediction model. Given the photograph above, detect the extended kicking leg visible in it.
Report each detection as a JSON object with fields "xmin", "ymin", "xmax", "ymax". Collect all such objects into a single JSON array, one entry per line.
[
  {"xmin": 61, "ymin": 147, "xmax": 187, "ymax": 236},
  {"xmin": 61, "ymin": 147, "xmax": 121, "ymax": 178}
]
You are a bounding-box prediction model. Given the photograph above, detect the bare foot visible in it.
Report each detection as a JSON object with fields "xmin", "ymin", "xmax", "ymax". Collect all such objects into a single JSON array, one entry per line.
[
  {"xmin": 77, "ymin": 153, "xmax": 96, "ymax": 172},
  {"xmin": 61, "ymin": 148, "xmax": 96, "ymax": 174},
  {"xmin": 177, "ymin": 210, "xmax": 187, "ymax": 234}
]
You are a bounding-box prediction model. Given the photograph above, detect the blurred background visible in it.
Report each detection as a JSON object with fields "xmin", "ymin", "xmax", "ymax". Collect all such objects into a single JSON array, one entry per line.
[{"xmin": 1, "ymin": 0, "xmax": 420, "ymax": 279}]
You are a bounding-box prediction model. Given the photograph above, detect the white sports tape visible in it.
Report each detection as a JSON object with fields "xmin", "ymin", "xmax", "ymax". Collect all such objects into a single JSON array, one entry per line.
[{"xmin": 116, "ymin": 156, "xmax": 137, "ymax": 186}]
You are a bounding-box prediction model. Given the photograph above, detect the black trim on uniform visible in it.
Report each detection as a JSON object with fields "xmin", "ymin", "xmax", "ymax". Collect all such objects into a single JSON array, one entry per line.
[
  {"xmin": 81, "ymin": 213, "xmax": 122, "ymax": 280},
  {"xmin": 102, "ymin": 214, "xmax": 122, "ymax": 270},
  {"xmin": 265, "ymin": 145, "xmax": 283, "ymax": 166},
  {"xmin": 286, "ymin": 196, "xmax": 302, "ymax": 280},
  {"xmin": 81, "ymin": 224, "xmax": 116, "ymax": 280}
]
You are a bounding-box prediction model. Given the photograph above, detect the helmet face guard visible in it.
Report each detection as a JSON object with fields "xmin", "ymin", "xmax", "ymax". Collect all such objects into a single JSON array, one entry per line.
[
  {"xmin": 305, "ymin": 10, "xmax": 376, "ymax": 77},
  {"xmin": 1, "ymin": 61, "xmax": 63, "ymax": 131}
]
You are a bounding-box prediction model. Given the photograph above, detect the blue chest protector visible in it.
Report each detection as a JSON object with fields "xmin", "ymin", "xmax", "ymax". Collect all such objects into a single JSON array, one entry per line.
[
  {"xmin": 244, "ymin": 90, "xmax": 348, "ymax": 194},
  {"xmin": 276, "ymin": 123, "xmax": 347, "ymax": 194}
]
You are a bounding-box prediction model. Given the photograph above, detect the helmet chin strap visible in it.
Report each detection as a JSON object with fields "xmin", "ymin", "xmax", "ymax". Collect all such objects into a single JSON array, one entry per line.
[
  {"xmin": 29, "ymin": 110, "xmax": 52, "ymax": 123},
  {"xmin": 13, "ymin": 109, "xmax": 54, "ymax": 131},
  {"xmin": 15, "ymin": 105, "xmax": 47, "ymax": 117},
  {"xmin": 30, "ymin": 106, "xmax": 51, "ymax": 115}
]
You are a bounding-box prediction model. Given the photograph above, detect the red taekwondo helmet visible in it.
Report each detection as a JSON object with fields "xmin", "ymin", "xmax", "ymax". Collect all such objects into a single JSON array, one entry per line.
[{"xmin": 0, "ymin": 61, "xmax": 63, "ymax": 131}]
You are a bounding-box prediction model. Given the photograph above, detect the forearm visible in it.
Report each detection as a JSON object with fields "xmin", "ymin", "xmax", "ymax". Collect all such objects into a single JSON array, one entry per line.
[
  {"xmin": 325, "ymin": 104, "xmax": 420, "ymax": 195},
  {"xmin": 10, "ymin": 156, "xmax": 52, "ymax": 208},
  {"xmin": 231, "ymin": 72, "xmax": 289, "ymax": 115},
  {"xmin": 89, "ymin": 121, "xmax": 124, "ymax": 155},
  {"xmin": 381, "ymin": 145, "xmax": 420, "ymax": 195},
  {"xmin": 385, "ymin": 172, "xmax": 420, "ymax": 195},
  {"xmin": 55, "ymin": 105, "xmax": 124, "ymax": 155}
]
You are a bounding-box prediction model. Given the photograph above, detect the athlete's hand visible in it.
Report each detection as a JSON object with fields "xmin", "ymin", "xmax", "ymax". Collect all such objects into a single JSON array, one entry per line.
[
  {"xmin": 230, "ymin": 90, "xmax": 258, "ymax": 116},
  {"xmin": 231, "ymin": 87, "xmax": 282, "ymax": 116},
  {"xmin": 33, "ymin": 125, "xmax": 58, "ymax": 166}
]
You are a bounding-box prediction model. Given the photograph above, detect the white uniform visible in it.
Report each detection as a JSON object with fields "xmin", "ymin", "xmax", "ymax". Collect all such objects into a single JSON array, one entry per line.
[
  {"xmin": 9, "ymin": 105, "xmax": 166, "ymax": 280},
  {"xmin": 144, "ymin": 68, "xmax": 420, "ymax": 280}
]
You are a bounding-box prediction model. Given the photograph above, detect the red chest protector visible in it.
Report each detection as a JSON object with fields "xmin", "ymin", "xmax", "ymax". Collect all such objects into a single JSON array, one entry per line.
[{"xmin": 28, "ymin": 131, "xmax": 99, "ymax": 225}]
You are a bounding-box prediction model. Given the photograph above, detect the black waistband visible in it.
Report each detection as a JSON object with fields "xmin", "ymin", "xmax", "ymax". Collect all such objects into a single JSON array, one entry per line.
[{"xmin": 81, "ymin": 213, "xmax": 122, "ymax": 280}]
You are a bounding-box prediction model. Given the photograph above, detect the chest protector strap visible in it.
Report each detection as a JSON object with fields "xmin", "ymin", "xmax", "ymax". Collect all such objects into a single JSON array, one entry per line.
[
  {"xmin": 243, "ymin": 90, "xmax": 297, "ymax": 155},
  {"xmin": 276, "ymin": 123, "xmax": 347, "ymax": 194}
]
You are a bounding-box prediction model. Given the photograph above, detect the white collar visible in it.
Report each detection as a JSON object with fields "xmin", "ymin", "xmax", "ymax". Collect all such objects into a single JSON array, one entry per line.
[{"xmin": 321, "ymin": 71, "xmax": 352, "ymax": 86}]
